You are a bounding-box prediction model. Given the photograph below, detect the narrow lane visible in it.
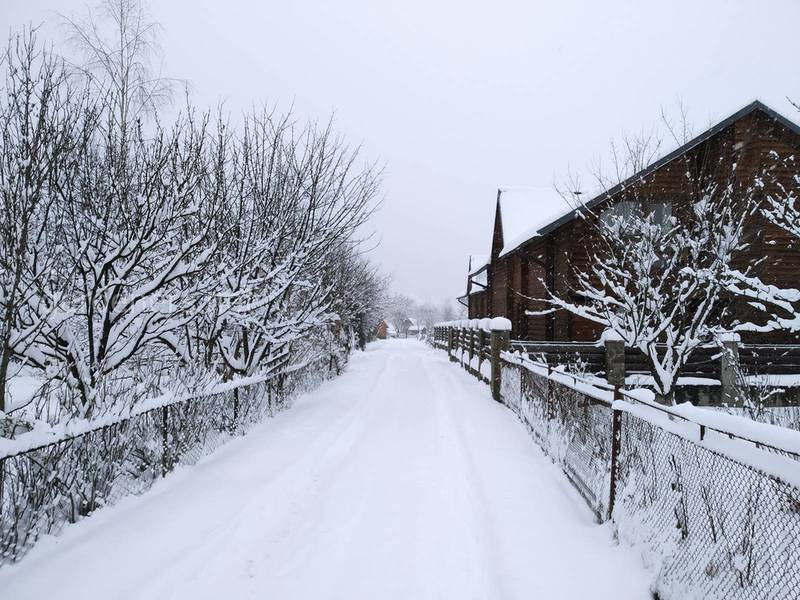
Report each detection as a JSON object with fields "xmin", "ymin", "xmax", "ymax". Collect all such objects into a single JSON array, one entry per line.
[{"xmin": 0, "ymin": 340, "xmax": 650, "ymax": 599}]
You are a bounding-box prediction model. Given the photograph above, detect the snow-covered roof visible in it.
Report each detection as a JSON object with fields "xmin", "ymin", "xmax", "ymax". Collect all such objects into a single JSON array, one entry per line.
[
  {"xmin": 468, "ymin": 254, "xmax": 488, "ymax": 276},
  {"xmin": 470, "ymin": 269, "xmax": 487, "ymax": 290},
  {"xmin": 497, "ymin": 187, "xmax": 573, "ymax": 257},
  {"xmin": 495, "ymin": 102, "xmax": 800, "ymax": 259}
]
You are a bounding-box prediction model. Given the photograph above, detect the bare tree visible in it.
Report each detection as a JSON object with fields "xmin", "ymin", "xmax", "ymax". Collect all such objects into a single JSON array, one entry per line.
[
  {"xmin": 724, "ymin": 150, "xmax": 800, "ymax": 333},
  {"xmin": 0, "ymin": 30, "xmax": 87, "ymax": 413},
  {"xmin": 542, "ymin": 112, "xmax": 761, "ymax": 401},
  {"xmin": 63, "ymin": 0, "xmax": 174, "ymax": 145},
  {"xmin": 19, "ymin": 112, "xmax": 217, "ymax": 417},
  {"xmin": 0, "ymin": 23, "xmax": 385, "ymax": 422}
]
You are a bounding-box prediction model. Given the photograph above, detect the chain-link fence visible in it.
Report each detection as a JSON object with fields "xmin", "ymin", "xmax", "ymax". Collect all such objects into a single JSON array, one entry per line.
[
  {"xmin": 501, "ymin": 361, "xmax": 615, "ymax": 520},
  {"xmin": 0, "ymin": 368, "xmax": 319, "ymax": 567},
  {"xmin": 497, "ymin": 355, "xmax": 800, "ymax": 600},
  {"xmin": 432, "ymin": 325, "xmax": 800, "ymax": 600},
  {"xmin": 616, "ymin": 413, "xmax": 799, "ymax": 599}
]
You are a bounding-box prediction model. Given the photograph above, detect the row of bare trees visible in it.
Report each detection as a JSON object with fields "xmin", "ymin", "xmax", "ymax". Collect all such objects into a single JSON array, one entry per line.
[{"xmin": 0, "ymin": 24, "xmax": 385, "ymax": 421}]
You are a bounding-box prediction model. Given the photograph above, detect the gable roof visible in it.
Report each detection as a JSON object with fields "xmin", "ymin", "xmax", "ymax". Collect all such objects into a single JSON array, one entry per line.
[
  {"xmin": 496, "ymin": 100, "xmax": 800, "ymax": 257},
  {"xmin": 538, "ymin": 100, "xmax": 800, "ymax": 238},
  {"xmin": 496, "ymin": 187, "xmax": 572, "ymax": 257},
  {"xmin": 468, "ymin": 254, "xmax": 488, "ymax": 275}
]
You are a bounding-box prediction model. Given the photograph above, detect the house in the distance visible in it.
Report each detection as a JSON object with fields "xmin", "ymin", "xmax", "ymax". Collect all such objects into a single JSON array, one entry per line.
[
  {"xmin": 397, "ymin": 317, "xmax": 426, "ymax": 338},
  {"xmin": 376, "ymin": 320, "xmax": 397, "ymax": 339},
  {"xmin": 464, "ymin": 100, "xmax": 800, "ymax": 343}
]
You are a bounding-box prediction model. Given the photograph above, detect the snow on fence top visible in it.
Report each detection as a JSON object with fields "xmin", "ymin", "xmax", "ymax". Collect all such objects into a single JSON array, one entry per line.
[
  {"xmin": 0, "ymin": 374, "xmax": 269, "ymax": 460},
  {"xmin": 599, "ymin": 328, "xmax": 624, "ymax": 343},
  {"xmin": 501, "ymin": 349, "xmax": 800, "ymax": 488},
  {"xmin": 435, "ymin": 317, "xmax": 511, "ymax": 332}
]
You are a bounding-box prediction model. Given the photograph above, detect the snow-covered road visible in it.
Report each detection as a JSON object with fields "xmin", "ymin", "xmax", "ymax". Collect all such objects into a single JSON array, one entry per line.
[{"xmin": 1, "ymin": 340, "xmax": 651, "ymax": 599}]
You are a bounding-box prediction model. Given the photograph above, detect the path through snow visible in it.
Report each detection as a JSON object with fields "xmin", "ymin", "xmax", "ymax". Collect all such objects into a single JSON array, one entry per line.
[{"xmin": 0, "ymin": 340, "xmax": 651, "ymax": 599}]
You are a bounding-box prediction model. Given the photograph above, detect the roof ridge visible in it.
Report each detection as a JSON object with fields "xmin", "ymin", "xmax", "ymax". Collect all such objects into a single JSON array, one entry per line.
[{"xmin": 534, "ymin": 99, "xmax": 800, "ymax": 237}]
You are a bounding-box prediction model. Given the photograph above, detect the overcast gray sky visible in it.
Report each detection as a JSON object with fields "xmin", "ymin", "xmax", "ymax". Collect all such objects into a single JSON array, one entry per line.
[{"xmin": 5, "ymin": 0, "xmax": 800, "ymax": 305}]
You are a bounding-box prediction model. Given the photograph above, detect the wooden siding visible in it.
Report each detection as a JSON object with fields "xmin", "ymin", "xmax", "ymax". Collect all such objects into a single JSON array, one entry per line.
[{"xmin": 483, "ymin": 107, "xmax": 800, "ymax": 343}]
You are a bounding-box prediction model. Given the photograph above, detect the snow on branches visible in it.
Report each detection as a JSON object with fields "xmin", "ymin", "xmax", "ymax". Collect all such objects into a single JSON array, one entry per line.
[
  {"xmin": 0, "ymin": 29, "xmax": 383, "ymax": 421},
  {"xmin": 724, "ymin": 151, "xmax": 800, "ymax": 334},
  {"xmin": 541, "ymin": 141, "xmax": 761, "ymax": 401}
]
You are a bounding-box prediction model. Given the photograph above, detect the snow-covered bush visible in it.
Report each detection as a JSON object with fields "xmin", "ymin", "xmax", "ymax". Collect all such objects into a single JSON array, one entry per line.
[{"xmin": 0, "ymin": 24, "xmax": 384, "ymax": 423}]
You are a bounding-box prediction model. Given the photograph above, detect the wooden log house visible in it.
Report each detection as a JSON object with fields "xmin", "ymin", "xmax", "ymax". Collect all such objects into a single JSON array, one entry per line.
[{"xmin": 462, "ymin": 101, "xmax": 800, "ymax": 344}]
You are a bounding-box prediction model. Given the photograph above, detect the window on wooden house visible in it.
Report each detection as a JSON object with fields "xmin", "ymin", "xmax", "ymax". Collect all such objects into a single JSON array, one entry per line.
[
  {"xmin": 600, "ymin": 201, "xmax": 672, "ymax": 236},
  {"xmin": 599, "ymin": 201, "xmax": 639, "ymax": 233},
  {"xmin": 648, "ymin": 202, "xmax": 672, "ymax": 234}
]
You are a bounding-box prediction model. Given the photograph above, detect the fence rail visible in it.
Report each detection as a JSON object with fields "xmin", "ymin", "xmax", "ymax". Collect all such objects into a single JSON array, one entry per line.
[
  {"xmin": 508, "ymin": 337, "xmax": 800, "ymax": 378},
  {"xmin": 0, "ymin": 369, "xmax": 316, "ymax": 567},
  {"xmin": 432, "ymin": 321, "xmax": 800, "ymax": 600}
]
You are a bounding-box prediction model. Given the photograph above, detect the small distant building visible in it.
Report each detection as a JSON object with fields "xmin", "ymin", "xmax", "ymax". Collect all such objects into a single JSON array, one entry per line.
[
  {"xmin": 400, "ymin": 317, "xmax": 417, "ymax": 337},
  {"xmin": 408, "ymin": 323, "xmax": 427, "ymax": 337},
  {"xmin": 376, "ymin": 320, "xmax": 397, "ymax": 339},
  {"xmin": 400, "ymin": 317, "xmax": 427, "ymax": 338}
]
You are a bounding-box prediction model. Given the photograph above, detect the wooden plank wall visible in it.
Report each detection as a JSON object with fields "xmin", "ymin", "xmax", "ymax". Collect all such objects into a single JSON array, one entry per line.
[{"xmin": 493, "ymin": 111, "xmax": 800, "ymax": 343}]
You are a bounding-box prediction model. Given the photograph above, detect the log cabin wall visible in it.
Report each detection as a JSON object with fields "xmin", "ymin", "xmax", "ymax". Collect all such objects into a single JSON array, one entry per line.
[
  {"xmin": 484, "ymin": 104, "xmax": 800, "ymax": 343},
  {"xmin": 491, "ymin": 256, "xmax": 509, "ymax": 317},
  {"xmin": 467, "ymin": 289, "xmax": 488, "ymax": 319},
  {"xmin": 730, "ymin": 111, "xmax": 800, "ymax": 343},
  {"xmin": 522, "ymin": 238, "xmax": 549, "ymax": 340}
]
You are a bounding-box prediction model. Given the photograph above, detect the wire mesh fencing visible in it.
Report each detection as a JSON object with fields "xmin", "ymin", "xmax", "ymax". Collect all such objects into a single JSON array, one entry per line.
[
  {"xmin": 0, "ymin": 370, "xmax": 315, "ymax": 567},
  {"xmin": 501, "ymin": 361, "xmax": 615, "ymax": 520},
  {"xmin": 615, "ymin": 413, "xmax": 800, "ymax": 600},
  {"xmin": 498, "ymin": 355, "xmax": 800, "ymax": 600},
  {"xmin": 432, "ymin": 331, "xmax": 800, "ymax": 600}
]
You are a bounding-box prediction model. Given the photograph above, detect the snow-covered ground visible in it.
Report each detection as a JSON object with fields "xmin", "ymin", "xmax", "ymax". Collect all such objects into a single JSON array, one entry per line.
[{"xmin": 0, "ymin": 340, "xmax": 650, "ymax": 600}]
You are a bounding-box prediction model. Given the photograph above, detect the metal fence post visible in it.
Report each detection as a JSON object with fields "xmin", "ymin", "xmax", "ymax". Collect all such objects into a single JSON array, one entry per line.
[
  {"xmin": 608, "ymin": 385, "xmax": 622, "ymax": 520},
  {"xmin": 233, "ymin": 387, "xmax": 240, "ymax": 433},
  {"xmin": 161, "ymin": 405, "xmax": 169, "ymax": 477}
]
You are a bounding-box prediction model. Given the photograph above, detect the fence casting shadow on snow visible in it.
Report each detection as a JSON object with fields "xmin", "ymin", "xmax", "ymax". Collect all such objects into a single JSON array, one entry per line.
[
  {"xmin": 0, "ymin": 368, "xmax": 319, "ymax": 567},
  {"xmin": 432, "ymin": 321, "xmax": 800, "ymax": 600}
]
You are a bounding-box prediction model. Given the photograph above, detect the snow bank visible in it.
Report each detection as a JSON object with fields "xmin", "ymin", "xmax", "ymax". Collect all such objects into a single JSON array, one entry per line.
[{"xmin": 0, "ymin": 340, "xmax": 652, "ymax": 600}]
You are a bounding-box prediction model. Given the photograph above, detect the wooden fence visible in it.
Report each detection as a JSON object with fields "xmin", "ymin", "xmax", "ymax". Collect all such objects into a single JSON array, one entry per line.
[{"xmin": 434, "ymin": 320, "xmax": 800, "ymax": 405}]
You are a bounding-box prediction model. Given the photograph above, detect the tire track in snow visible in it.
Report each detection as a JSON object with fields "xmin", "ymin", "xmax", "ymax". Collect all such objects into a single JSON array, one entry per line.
[
  {"xmin": 418, "ymin": 348, "xmax": 504, "ymax": 598},
  {"xmin": 0, "ymin": 341, "xmax": 653, "ymax": 600},
  {"xmin": 138, "ymin": 346, "xmax": 402, "ymax": 600}
]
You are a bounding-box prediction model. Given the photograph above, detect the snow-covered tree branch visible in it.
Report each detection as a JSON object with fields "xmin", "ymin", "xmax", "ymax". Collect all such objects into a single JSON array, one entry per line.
[
  {"xmin": 0, "ymin": 16, "xmax": 385, "ymax": 422},
  {"xmin": 542, "ymin": 127, "xmax": 762, "ymax": 401}
]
